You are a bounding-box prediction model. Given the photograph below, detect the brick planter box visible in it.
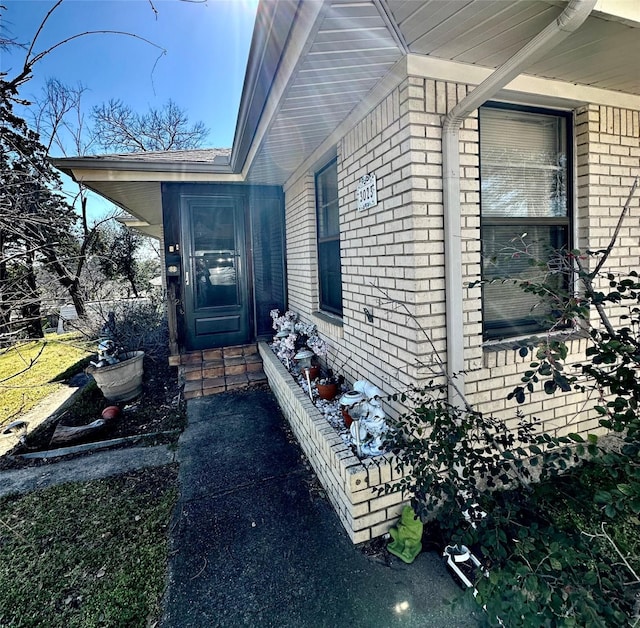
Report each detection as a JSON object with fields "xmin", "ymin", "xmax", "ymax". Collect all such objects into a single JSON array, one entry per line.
[{"xmin": 258, "ymin": 342, "xmax": 407, "ymax": 543}]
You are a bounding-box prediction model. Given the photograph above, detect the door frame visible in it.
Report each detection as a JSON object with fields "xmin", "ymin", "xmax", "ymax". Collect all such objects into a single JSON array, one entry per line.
[{"xmin": 161, "ymin": 182, "xmax": 286, "ymax": 353}]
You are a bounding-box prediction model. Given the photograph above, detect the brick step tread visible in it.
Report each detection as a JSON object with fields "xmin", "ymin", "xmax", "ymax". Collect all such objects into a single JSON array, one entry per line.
[
  {"xmin": 170, "ymin": 344, "xmax": 261, "ymax": 368},
  {"xmin": 183, "ymin": 369, "xmax": 267, "ymax": 399},
  {"xmin": 174, "ymin": 344, "xmax": 265, "ymax": 398}
]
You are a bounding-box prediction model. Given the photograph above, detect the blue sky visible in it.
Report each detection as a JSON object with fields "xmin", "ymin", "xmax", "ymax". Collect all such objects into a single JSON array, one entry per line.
[{"xmin": 2, "ymin": 0, "xmax": 259, "ymax": 151}]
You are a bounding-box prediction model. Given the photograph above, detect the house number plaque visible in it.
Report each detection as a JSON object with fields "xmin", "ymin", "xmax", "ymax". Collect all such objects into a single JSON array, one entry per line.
[{"xmin": 357, "ymin": 173, "xmax": 377, "ymax": 211}]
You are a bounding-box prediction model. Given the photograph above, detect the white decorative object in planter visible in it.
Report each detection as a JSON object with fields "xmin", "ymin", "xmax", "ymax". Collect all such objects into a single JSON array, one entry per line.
[
  {"xmin": 87, "ymin": 351, "xmax": 145, "ymax": 402},
  {"xmin": 351, "ymin": 380, "xmax": 387, "ymax": 457},
  {"xmin": 340, "ymin": 383, "xmax": 387, "ymax": 457}
]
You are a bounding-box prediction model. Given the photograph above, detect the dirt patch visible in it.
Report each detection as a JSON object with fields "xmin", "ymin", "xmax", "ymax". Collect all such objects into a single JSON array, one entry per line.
[
  {"xmin": 359, "ymin": 535, "xmax": 394, "ymax": 565},
  {"xmin": 0, "ymin": 354, "xmax": 185, "ymax": 470}
]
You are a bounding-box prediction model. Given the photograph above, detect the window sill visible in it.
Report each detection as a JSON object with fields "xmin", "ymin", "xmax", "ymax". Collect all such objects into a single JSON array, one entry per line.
[
  {"xmin": 482, "ymin": 328, "xmax": 589, "ymax": 369},
  {"xmin": 484, "ymin": 327, "xmax": 587, "ymax": 352}
]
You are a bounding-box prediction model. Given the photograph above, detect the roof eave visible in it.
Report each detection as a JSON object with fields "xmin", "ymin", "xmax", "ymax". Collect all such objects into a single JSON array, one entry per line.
[
  {"xmin": 116, "ymin": 215, "xmax": 161, "ymax": 239},
  {"xmin": 230, "ymin": 0, "xmax": 300, "ymax": 174},
  {"xmin": 50, "ymin": 156, "xmax": 234, "ymax": 181}
]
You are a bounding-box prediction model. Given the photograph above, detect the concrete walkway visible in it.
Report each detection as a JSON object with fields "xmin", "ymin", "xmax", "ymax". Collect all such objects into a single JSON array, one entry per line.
[{"xmin": 162, "ymin": 390, "xmax": 477, "ymax": 627}]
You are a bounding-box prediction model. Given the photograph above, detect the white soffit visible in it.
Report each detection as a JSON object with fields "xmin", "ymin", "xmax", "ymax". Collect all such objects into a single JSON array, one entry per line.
[
  {"xmin": 247, "ymin": 0, "xmax": 638, "ymax": 186},
  {"xmin": 246, "ymin": 0, "xmax": 403, "ymax": 185},
  {"xmin": 87, "ymin": 181, "xmax": 162, "ymax": 232},
  {"xmin": 386, "ymin": 0, "xmax": 639, "ymax": 95}
]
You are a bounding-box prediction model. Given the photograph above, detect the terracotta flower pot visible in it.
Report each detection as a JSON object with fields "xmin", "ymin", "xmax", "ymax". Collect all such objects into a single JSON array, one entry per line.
[
  {"xmin": 101, "ymin": 406, "xmax": 121, "ymax": 421},
  {"xmin": 306, "ymin": 366, "xmax": 320, "ymax": 380},
  {"xmin": 317, "ymin": 382, "xmax": 338, "ymax": 400}
]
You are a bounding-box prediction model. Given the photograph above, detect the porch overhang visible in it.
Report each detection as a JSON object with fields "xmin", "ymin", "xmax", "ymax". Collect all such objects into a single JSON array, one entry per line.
[
  {"xmin": 241, "ymin": 0, "xmax": 639, "ymax": 188},
  {"xmin": 51, "ymin": 149, "xmax": 238, "ymax": 239}
]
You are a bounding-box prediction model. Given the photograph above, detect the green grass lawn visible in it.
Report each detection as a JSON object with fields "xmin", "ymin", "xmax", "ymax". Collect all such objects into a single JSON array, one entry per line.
[
  {"xmin": 0, "ymin": 334, "xmax": 93, "ymax": 422},
  {"xmin": 0, "ymin": 466, "xmax": 178, "ymax": 627}
]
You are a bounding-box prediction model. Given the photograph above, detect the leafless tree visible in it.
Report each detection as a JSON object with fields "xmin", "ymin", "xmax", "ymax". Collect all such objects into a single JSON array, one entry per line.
[
  {"xmin": 31, "ymin": 78, "xmax": 121, "ymax": 317},
  {"xmin": 1, "ymin": 0, "xmax": 207, "ymax": 340},
  {"xmin": 92, "ymin": 98, "xmax": 209, "ymax": 152},
  {"xmin": 0, "ymin": 0, "xmax": 165, "ymax": 338}
]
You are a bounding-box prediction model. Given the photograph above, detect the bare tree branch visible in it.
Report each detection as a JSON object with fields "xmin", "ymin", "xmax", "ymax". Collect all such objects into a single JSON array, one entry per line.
[
  {"xmin": 590, "ymin": 176, "xmax": 639, "ymax": 279},
  {"xmin": 0, "ymin": 342, "xmax": 46, "ymax": 384},
  {"xmin": 92, "ymin": 98, "xmax": 209, "ymax": 152},
  {"xmin": 2, "ymin": 1, "xmax": 166, "ymax": 99}
]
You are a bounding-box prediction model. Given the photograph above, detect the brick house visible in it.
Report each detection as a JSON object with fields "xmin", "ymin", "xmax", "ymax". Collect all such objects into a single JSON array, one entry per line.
[{"xmin": 54, "ymin": 0, "xmax": 640, "ymax": 541}]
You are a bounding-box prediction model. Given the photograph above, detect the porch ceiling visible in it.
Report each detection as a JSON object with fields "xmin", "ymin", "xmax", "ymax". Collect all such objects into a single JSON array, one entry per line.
[
  {"xmin": 245, "ymin": 0, "xmax": 404, "ymax": 185},
  {"xmin": 388, "ymin": 0, "xmax": 639, "ymax": 95},
  {"xmin": 89, "ymin": 181, "xmax": 162, "ymax": 239},
  {"xmin": 246, "ymin": 0, "xmax": 639, "ymax": 186}
]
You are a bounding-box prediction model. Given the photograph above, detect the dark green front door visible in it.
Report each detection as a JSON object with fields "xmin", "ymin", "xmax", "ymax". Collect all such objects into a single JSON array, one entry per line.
[{"xmin": 181, "ymin": 195, "xmax": 250, "ymax": 350}]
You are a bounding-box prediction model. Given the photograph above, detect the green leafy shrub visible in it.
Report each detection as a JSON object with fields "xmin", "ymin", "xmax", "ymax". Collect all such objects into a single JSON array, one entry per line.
[
  {"xmin": 383, "ymin": 382, "xmax": 638, "ymax": 625},
  {"xmin": 382, "ymin": 244, "xmax": 639, "ymax": 621},
  {"xmin": 380, "ymin": 180, "xmax": 640, "ymax": 623},
  {"xmin": 471, "ymin": 465, "xmax": 638, "ymax": 627}
]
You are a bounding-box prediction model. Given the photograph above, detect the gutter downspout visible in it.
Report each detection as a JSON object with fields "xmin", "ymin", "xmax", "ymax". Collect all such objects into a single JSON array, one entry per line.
[{"xmin": 442, "ymin": 0, "xmax": 596, "ymax": 407}]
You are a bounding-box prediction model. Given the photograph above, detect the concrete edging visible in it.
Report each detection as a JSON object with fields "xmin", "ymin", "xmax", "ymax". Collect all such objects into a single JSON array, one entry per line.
[{"xmin": 17, "ymin": 429, "xmax": 181, "ymax": 460}]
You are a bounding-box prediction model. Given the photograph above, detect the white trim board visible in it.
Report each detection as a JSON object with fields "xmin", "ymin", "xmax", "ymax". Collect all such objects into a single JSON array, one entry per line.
[
  {"xmin": 70, "ymin": 169, "xmax": 244, "ymax": 184},
  {"xmin": 407, "ymin": 55, "xmax": 640, "ymax": 111}
]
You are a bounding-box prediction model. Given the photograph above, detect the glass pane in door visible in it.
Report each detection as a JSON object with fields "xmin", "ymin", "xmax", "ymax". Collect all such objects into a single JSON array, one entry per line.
[{"xmin": 192, "ymin": 204, "xmax": 239, "ymax": 308}]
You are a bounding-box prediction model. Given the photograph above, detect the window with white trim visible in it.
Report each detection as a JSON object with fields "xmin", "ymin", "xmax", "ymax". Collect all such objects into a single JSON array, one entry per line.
[
  {"xmin": 316, "ymin": 158, "xmax": 342, "ymax": 315},
  {"xmin": 480, "ymin": 105, "xmax": 571, "ymax": 340}
]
